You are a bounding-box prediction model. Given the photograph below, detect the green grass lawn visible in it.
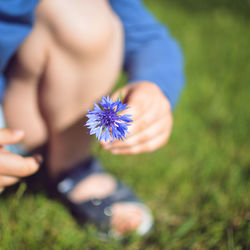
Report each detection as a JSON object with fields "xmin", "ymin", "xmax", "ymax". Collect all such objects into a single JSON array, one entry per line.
[{"xmin": 0, "ymin": 0, "xmax": 249, "ymax": 249}]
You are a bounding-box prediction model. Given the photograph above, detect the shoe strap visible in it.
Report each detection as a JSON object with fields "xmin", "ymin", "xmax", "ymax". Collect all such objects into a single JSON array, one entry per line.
[
  {"xmin": 53, "ymin": 157, "xmax": 142, "ymax": 234},
  {"xmin": 72, "ymin": 181, "xmax": 140, "ymax": 231},
  {"xmin": 55, "ymin": 157, "xmax": 103, "ymax": 195}
]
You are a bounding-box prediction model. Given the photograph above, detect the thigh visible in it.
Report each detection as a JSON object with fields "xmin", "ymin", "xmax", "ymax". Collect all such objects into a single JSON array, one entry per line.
[
  {"xmin": 2, "ymin": 20, "xmax": 49, "ymax": 149},
  {"xmin": 37, "ymin": 0, "xmax": 124, "ymax": 131},
  {"xmin": 3, "ymin": 0, "xmax": 123, "ymax": 141}
]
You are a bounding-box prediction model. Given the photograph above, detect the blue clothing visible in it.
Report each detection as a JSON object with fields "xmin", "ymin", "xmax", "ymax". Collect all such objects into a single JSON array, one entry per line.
[
  {"xmin": 0, "ymin": 0, "xmax": 39, "ymax": 101},
  {"xmin": 0, "ymin": 0, "xmax": 185, "ymax": 109}
]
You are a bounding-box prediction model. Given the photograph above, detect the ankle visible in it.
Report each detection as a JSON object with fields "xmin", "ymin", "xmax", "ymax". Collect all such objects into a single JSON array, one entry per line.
[
  {"xmin": 68, "ymin": 173, "xmax": 116, "ymax": 203},
  {"xmin": 48, "ymin": 153, "xmax": 91, "ymax": 179}
]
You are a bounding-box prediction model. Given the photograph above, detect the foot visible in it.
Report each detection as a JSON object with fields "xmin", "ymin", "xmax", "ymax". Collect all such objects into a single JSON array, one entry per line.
[{"xmin": 68, "ymin": 173, "xmax": 144, "ymax": 235}]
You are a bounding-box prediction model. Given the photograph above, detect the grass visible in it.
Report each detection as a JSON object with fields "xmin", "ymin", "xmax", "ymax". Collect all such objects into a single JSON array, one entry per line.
[{"xmin": 0, "ymin": 0, "xmax": 249, "ymax": 249}]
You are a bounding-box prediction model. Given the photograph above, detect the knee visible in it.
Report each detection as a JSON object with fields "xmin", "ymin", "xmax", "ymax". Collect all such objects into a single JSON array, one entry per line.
[{"xmin": 7, "ymin": 23, "xmax": 49, "ymax": 84}]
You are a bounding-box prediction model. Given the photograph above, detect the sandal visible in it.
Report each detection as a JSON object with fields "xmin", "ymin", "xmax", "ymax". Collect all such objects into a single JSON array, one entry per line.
[{"xmin": 50, "ymin": 157, "xmax": 153, "ymax": 238}]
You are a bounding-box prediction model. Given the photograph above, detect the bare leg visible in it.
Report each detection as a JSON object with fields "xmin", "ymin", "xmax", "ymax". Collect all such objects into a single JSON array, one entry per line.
[
  {"xmin": 3, "ymin": 0, "xmax": 147, "ymax": 234},
  {"xmin": 5, "ymin": 0, "xmax": 123, "ymax": 176}
]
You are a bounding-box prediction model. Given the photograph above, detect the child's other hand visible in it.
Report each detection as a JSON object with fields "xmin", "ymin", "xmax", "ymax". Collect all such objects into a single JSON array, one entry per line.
[
  {"xmin": 101, "ymin": 81, "xmax": 173, "ymax": 154},
  {"xmin": 0, "ymin": 129, "xmax": 41, "ymax": 193}
]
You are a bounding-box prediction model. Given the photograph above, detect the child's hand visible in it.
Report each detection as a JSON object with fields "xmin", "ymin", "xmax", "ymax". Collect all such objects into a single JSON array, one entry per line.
[
  {"xmin": 0, "ymin": 129, "xmax": 41, "ymax": 193},
  {"xmin": 101, "ymin": 81, "xmax": 173, "ymax": 154}
]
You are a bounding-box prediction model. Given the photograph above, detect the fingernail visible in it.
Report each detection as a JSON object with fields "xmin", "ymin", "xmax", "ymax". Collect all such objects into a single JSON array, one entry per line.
[
  {"xmin": 33, "ymin": 154, "xmax": 43, "ymax": 165},
  {"xmin": 13, "ymin": 129, "xmax": 24, "ymax": 137}
]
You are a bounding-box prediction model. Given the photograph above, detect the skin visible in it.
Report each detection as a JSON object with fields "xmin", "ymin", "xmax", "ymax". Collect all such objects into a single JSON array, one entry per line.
[
  {"xmin": 1, "ymin": 83, "xmax": 172, "ymax": 234},
  {"xmin": 1, "ymin": 0, "xmax": 173, "ymax": 234},
  {"xmin": 1, "ymin": 80, "xmax": 172, "ymax": 233},
  {"xmin": 0, "ymin": 129, "xmax": 40, "ymax": 193},
  {"xmin": 101, "ymin": 81, "xmax": 173, "ymax": 155}
]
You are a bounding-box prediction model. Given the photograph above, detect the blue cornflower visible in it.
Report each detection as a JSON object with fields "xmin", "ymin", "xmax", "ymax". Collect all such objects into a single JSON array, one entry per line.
[{"xmin": 85, "ymin": 95, "xmax": 133, "ymax": 142}]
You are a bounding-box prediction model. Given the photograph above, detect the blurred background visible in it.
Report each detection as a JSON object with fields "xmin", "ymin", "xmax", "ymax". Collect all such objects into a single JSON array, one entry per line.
[{"xmin": 0, "ymin": 0, "xmax": 249, "ymax": 249}]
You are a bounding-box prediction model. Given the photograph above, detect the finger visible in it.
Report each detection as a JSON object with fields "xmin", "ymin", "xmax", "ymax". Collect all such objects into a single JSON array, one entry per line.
[
  {"xmin": 0, "ymin": 175, "xmax": 19, "ymax": 187},
  {"xmin": 111, "ymin": 86, "xmax": 148, "ymax": 121},
  {"xmin": 0, "ymin": 129, "xmax": 24, "ymax": 145},
  {"xmin": 111, "ymin": 85, "xmax": 131, "ymax": 103},
  {"xmin": 103, "ymin": 107, "xmax": 167, "ymax": 150},
  {"xmin": 0, "ymin": 152, "xmax": 40, "ymax": 177},
  {"xmin": 126, "ymin": 94, "xmax": 166, "ymax": 135},
  {"xmin": 0, "ymin": 147, "xmax": 8, "ymax": 153},
  {"xmin": 105, "ymin": 115, "xmax": 171, "ymax": 149},
  {"xmin": 0, "ymin": 187, "xmax": 4, "ymax": 194},
  {"xmin": 101, "ymin": 106, "xmax": 166, "ymax": 149},
  {"xmin": 110, "ymin": 130, "xmax": 170, "ymax": 155},
  {"xmin": 125, "ymin": 107, "xmax": 161, "ymax": 137},
  {"xmin": 102, "ymin": 105, "xmax": 160, "ymax": 151}
]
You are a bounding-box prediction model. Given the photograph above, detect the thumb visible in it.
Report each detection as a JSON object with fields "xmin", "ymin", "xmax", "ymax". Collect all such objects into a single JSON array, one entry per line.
[
  {"xmin": 111, "ymin": 85, "xmax": 133, "ymax": 103},
  {"xmin": 111, "ymin": 84, "xmax": 139, "ymax": 119},
  {"xmin": 0, "ymin": 129, "xmax": 25, "ymax": 145}
]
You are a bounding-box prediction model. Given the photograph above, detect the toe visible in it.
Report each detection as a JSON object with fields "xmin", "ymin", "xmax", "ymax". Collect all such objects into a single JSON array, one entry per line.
[{"xmin": 111, "ymin": 202, "xmax": 144, "ymax": 234}]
